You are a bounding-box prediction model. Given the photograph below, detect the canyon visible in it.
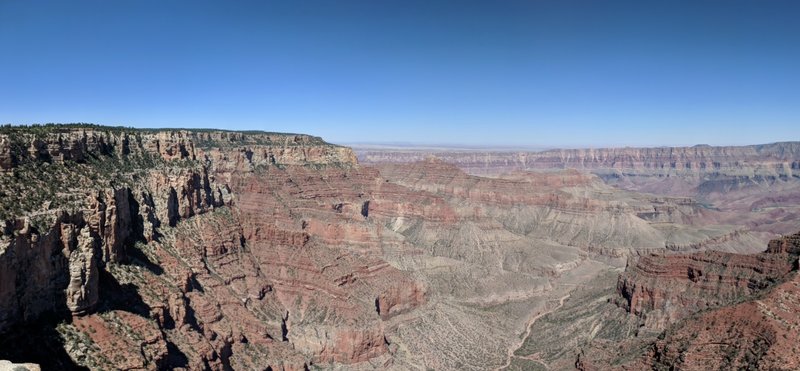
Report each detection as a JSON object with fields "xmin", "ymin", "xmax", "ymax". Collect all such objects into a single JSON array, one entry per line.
[{"xmin": 1, "ymin": 125, "xmax": 799, "ymax": 370}]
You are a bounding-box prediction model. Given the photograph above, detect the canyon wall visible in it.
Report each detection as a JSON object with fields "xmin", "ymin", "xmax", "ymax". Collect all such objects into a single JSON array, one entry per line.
[
  {"xmin": 0, "ymin": 126, "xmax": 421, "ymax": 370},
  {"xmin": 358, "ymin": 143, "xmax": 800, "ymax": 239},
  {"xmin": 2, "ymin": 126, "xmax": 798, "ymax": 370},
  {"xmin": 0, "ymin": 128, "xmax": 356, "ymax": 171},
  {"xmin": 357, "ymin": 142, "xmax": 800, "ymax": 177},
  {"xmin": 575, "ymin": 232, "xmax": 800, "ymax": 370},
  {"xmin": 616, "ymin": 247, "xmax": 796, "ymax": 330}
]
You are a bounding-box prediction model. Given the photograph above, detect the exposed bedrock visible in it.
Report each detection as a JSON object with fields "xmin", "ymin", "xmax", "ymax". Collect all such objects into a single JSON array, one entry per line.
[
  {"xmin": 4, "ymin": 126, "xmax": 799, "ymax": 370},
  {"xmin": 616, "ymin": 246, "xmax": 797, "ymax": 330},
  {"xmin": 642, "ymin": 262, "xmax": 800, "ymax": 370},
  {"xmin": 373, "ymin": 159, "xmax": 763, "ymax": 257},
  {"xmin": 0, "ymin": 126, "xmax": 387, "ymax": 369},
  {"xmin": 359, "ymin": 143, "xmax": 800, "ymax": 241},
  {"xmin": 576, "ymin": 232, "xmax": 800, "ymax": 370},
  {"xmin": 375, "ymin": 283, "xmax": 426, "ymax": 320},
  {"xmin": 1, "ymin": 189, "xmax": 128, "ymax": 330},
  {"xmin": 357, "ymin": 142, "xmax": 800, "ymax": 177},
  {"xmin": 0, "ymin": 128, "xmax": 356, "ymax": 171}
]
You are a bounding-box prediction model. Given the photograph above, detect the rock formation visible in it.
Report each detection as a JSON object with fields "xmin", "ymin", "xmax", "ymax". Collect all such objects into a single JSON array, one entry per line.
[
  {"xmin": 616, "ymin": 247, "xmax": 796, "ymax": 329},
  {"xmin": 573, "ymin": 232, "xmax": 800, "ymax": 370},
  {"xmin": 0, "ymin": 360, "xmax": 40, "ymax": 371},
  {"xmin": 356, "ymin": 142, "xmax": 800, "ymax": 178},
  {"xmin": 0, "ymin": 125, "xmax": 408, "ymax": 369},
  {"xmin": 358, "ymin": 143, "xmax": 800, "ymax": 240},
  {"xmin": 1, "ymin": 125, "xmax": 798, "ymax": 370}
]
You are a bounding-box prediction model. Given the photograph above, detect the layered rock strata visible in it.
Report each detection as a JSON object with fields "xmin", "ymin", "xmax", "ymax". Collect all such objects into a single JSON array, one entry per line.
[
  {"xmin": 358, "ymin": 143, "xmax": 800, "ymax": 240},
  {"xmin": 617, "ymin": 247, "xmax": 797, "ymax": 329},
  {"xmin": 3, "ymin": 125, "xmax": 797, "ymax": 370},
  {"xmin": 357, "ymin": 142, "xmax": 800, "ymax": 177},
  {"xmin": 576, "ymin": 232, "xmax": 800, "ymax": 370},
  {"xmin": 0, "ymin": 125, "xmax": 418, "ymax": 369}
]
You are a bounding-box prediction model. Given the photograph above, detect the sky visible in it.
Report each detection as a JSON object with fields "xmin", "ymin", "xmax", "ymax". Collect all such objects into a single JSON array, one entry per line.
[{"xmin": 1, "ymin": 0, "xmax": 798, "ymax": 147}]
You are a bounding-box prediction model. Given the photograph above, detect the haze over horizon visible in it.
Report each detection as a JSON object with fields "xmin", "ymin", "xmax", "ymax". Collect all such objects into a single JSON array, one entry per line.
[
  {"xmin": 1, "ymin": 0, "xmax": 798, "ymax": 147},
  {"xmin": 3, "ymin": 3, "xmax": 800, "ymax": 369}
]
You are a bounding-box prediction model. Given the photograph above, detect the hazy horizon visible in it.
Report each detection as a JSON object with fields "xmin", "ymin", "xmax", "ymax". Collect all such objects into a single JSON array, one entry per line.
[
  {"xmin": 2, "ymin": 1, "xmax": 798, "ymax": 147},
  {"xmin": 0, "ymin": 122, "xmax": 796, "ymax": 149},
  {"xmin": 342, "ymin": 140, "xmax": 790, "ymax": 150}
]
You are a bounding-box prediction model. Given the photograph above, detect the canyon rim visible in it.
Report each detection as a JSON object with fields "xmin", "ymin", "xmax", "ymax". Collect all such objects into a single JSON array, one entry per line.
[
  {"xmin": 0, "ymin": 125, "xmax": 798, "ymax": 370},
  {"xmin": 3, "ymin": 1, "xmax": 800, "ymax": 369}
]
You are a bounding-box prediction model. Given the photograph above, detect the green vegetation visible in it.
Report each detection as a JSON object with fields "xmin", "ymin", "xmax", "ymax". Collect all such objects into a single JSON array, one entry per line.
[
  {"xmin": 0, "ymin": 123, "xmax": 346, "ymax": 233},
  {"xmin": 0, "ymin": 125, "xmax": 212, "ymax": 226},
  {"xmin": 0, "ymin": 122, "xmax": 336, "ymax": 147},
  {"xmin": 1, "ymin": 123, "xmax": 134, "ymax": 136},
  {"xmin": 56, "ymin": 322, "xmax": 110, "ymax": 369},
  {"xmin": 1, "ymin": 122, "xmax": 300, "ymax": 136},
  {"xmin": 0, "ymin": 153, "xmax": 169, "ymax": 224},
  {"xmin": 512, "ymin": 271, "xmax": 647, "ymax": 368}
]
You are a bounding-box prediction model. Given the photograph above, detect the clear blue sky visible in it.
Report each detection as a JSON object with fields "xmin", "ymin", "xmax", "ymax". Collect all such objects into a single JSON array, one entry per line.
[{"xmin": 1, "ymin": 0, "xmax": 798, "ymax": 147}]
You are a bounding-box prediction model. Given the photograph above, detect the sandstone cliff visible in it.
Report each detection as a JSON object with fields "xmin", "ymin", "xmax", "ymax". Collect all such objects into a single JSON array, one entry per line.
[
  {"xmin": 2, "ymin": 125, "xmax": 797, "ymax": 370},
  {"xmin": 0, "ymin": 125, "xmax": 414, "ymax": 370},
  {"xmin": 616, "ymin": 247, "xmax": 796, "ymax": 330},
  {"xmin": 358, "ymin": 143, "xmax": 800, "ymax": 239},
  {"xmin": 357, "ymin": 142, "xmax": 800, "ymax": 177},
  {"xmin": 576, "ymin": 232, "xmax": 800, "ymax": 370}
]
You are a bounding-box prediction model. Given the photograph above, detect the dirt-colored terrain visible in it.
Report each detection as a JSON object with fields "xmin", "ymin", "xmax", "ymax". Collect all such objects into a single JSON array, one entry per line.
[
  {"xmin": 356, "ymin": 143, "xmax": 800, "ymax": 179},
  {"xmin": 1, "ymin": 126, "xmax": 799, "ymax": 370},
  {"xmin": 358, "ymin": 143, "xmax": 800, "ymax": 238},
  {"xmin": 576, "ymin": 232, "xmax": 800, "ymax": 371}
]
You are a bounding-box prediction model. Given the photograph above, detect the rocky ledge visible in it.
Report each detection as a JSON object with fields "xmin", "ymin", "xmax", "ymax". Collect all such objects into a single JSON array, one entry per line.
[
  {"xmin": 0, "ymin": 124, "xmax": 424, "ymax": 370},
  {"xmin": 616, "ymin": 240, "xmax": 798, "ymax": 330},
  {"xmin": 0, "ymin": 124, "xmax": 355, "ymax": 171},
  {"xmin": 357, "ymin": 142, "xmax": 800, "ymax": 177},
  {"xmin": 578, "ymin": 232, "xmax": 800, "ymax": 370}
]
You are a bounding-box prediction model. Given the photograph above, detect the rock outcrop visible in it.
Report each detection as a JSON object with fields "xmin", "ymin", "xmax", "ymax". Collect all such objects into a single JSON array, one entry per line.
[
  {"xmin": 0, "ymin": 126, "xmax": 355, "ymax": 171},
  {"xmin": 0, "ymin": 125, "xmax": 422, "ymax": 369},
  {"xmin": 577, "ymin": 232, "xmax": 800, "ymax": 370},
  {"xmin": 357, "ymin": 142, "xmax": 800, "ymax": 177},
  {"xmin": 616, "ymin": 247, "xmax": 796, "ymax": 329},
  {"xmin": 638, "ymin": 233, "xmax": 800, "ymax": 370},
  {"xmin": 358, "ymin": 143, "xmax": 800, "ymax": 240},
  {"xmin": 2, "ymin": 125, "xmax": 798, "ymax": 370},
  {"xmin": 0, "ymin": 360, "xmax": 40, "ymax": 371},
  {"xmin": 0, "ymin": 200, "xmax": 127, "ymax": 331}
]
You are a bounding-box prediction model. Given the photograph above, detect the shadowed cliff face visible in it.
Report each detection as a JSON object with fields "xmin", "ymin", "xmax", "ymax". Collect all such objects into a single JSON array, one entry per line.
[
  {"xmin": 358, "ymin": 144, "xmax": 800, "ymax": 239},
  {"xmin": 0, "ymin": 126, "xmax": 395, "ymax": 370},
  {"xmin": 357, "ymin": 145, "xmax": 800, "ymax": 371},
  {"xmin": 616, "ymin": 246, "xmax": 797, "ymax": 330},
  {"xmin": 574, "ymin": 233, "xmax": 800, "ymax": 371},
  {"xmin": 1, "ymin": 126, "xmax": 799, "ymax": 370},
  {"xmin": 502, "ymin": 232, "xmax": 800, "ymax": 371}
]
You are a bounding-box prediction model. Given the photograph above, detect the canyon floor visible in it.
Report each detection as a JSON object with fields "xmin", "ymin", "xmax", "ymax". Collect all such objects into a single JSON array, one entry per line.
[{"xmin": 1, "ymin": 126, "xmax": 799, "ymax": 370}]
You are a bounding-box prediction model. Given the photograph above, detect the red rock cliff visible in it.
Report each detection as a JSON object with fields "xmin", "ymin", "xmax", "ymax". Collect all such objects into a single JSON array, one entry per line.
[
  {"xmin": 0, "ymin": 125, "xmax": 428, "ymax": 370},
  {"xmin": 357, "ymin": 142, "xmax": 800, "ymax": 177}
]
